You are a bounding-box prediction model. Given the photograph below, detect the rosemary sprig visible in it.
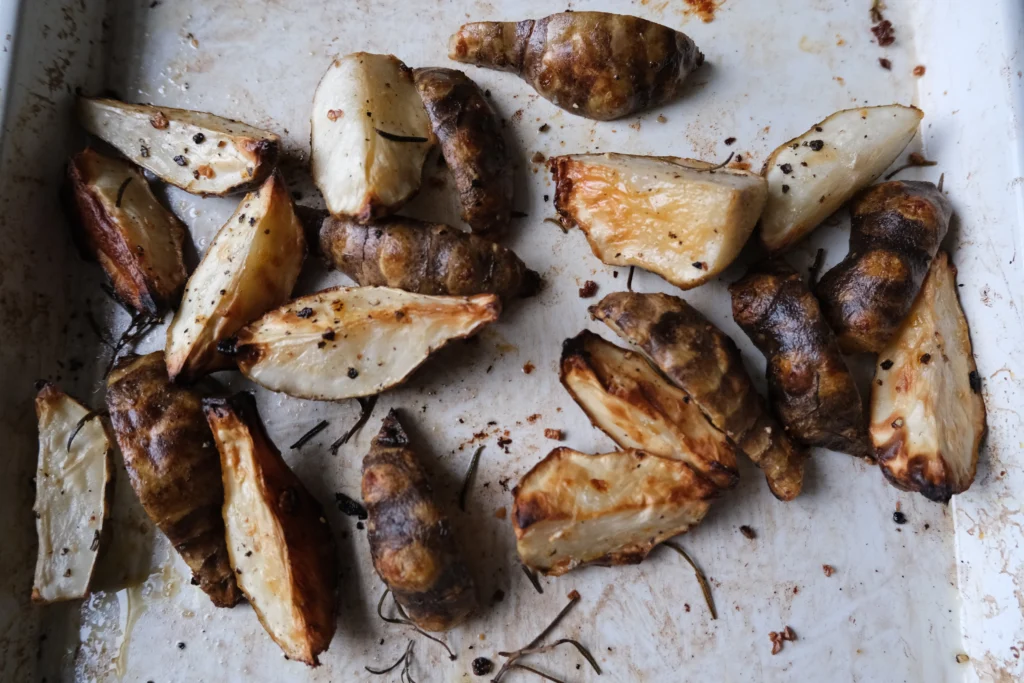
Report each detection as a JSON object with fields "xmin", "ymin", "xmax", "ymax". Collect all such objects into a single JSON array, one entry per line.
[
  {"xmin": 664, "ymin": 541, "xmax": 717, "ymax": 620},
  {"xmin": 458, "ymin": 445, "xmax": 485, "ymax": 511},
  {"xmin": 521, "ymin": 564, "xmax": 544, "ymax": 594},
  {"xmin": 376, "ymin": 589, "xmax": 456, "ymax": 660},
  {"xmin": 330, "ymin": 395, "xmax": 378, "ymax": 454},
  {"xmin": 626, "ymin": 266, "xmax": 635, "ymax": 291},
  {"xmin": 883, "ymin": 152, "xmax": 938, "ymax": 180},
  {"xmin": 366, "ymin": 640, "xmax": 415, "ymax": 680},
  {"xmin": 376, "ymin": 128, "xmax": 429, "ymax": 143},
  {"xmin": 543, "ymin": 217, "xmax": 568, "ymax": 234},
  {"xmin": 290, "ymin": 420, "xmax": 328, "ymax": 450},
  {"xmin": 104, "ymin": 312, "xmax": 159, "ymax": 377},
  {"xmin": 66, "ymin": 409, "xmax": 109, "ymax": 452},
  {"xmin": 695, "ymin": 151, "xmax": 735, "ymax": 173},
  {"xmin": 115, "ymin": 176, "xmax": 133, "ymax": 208}
]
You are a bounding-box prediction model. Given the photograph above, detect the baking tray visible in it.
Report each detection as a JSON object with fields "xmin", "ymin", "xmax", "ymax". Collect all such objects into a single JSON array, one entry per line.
[{"xmin": 0, "ymin": 1, "xmax": 1022, "ymax": 681}]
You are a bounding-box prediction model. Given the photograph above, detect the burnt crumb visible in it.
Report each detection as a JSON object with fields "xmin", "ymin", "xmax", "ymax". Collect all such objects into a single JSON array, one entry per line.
[
  {"xmin": 472, "ymin": 657, "xmax": 494, "ymax": 675},
  {"xmin": 913, "ymin": 64, "xmax": 926, "ymax": 77},
  {"xmin": 190, "ymin": 576, "xmax": 199, "ymax": 585},
  {"xmin": 322, "ymin": 330, "xmax": 336, "ymax": 341},
  {"xmin": 724, "ymin": 137, "xmax": 736, "ymax": 145},
  {"xmin": 347, "ymin": 367, "xmax": 358, "ymax": 379},
  {"xmin": 871, "ymin": 20, "xmax": 895, "ymax": 47},
  {"xmin": 173, "ymin": 155, "xmax": 188, "ymax": 166},
  {"xmin": 893, "ymin": 510, "xmax": 907, "ymax": 524},
  {"xmin": 497, "ymin": 436, "xmax": 512, "ymax": 451},
  {"xmin": 684, "ymin": 603, "xmax": 691, "ymax": 612},
  {"xmin": 578, "ymin": 280, "xmax": 599, "ymax": 298},
  {"xmin": 822, "ymin": 564, "xmax": 835, "ymax": 577},
  {"xmin": 880, "ymin": 359, "xmax": 894, "ymax": 370},
  {"xmin": 739, "ymin": 525, "xmax": 756, "ymax": 540},
  {"xmin": 782, "ymin": 184, "xmax": 790, "ymax": 194},
  {"xmin": 543, "ymin": 194, "xmax": 549, "ymax": 202},
  {"xmin": 245, "ymin": 550, "xmax": 252, "ymax": 557},
  {"xmin": 919, "ymin": 353, "xmax": 932, "ymax": 364},
  {"xmin": 879, "ymin": 57, "xmax": 892, "ymax": 70},
  {"xmin": 356, "ymin": 521, "xmax": 365, "ymax": 530},
  {"xmin": 522, "ymin": 362, "xmax": 535, "ymax": 374},
  {"xmin": 531, "ymin": 151, "xmax": 546, "ymax": 164},
  {"xmin": 295, "ymin": 307, "xmax": 314, "ymax": 318},
  {"xmin": 317, "ymin": 341, "xmax": 326, "ymax": 349},
  {"xmin": 150, "ymin": 111, "xmax": 169, "ymax": 129},
  {"xmin": 782, "ymin": 626, "xmax": 796, "ymax": 641},
  {"xmin": 806, "ymin": 140, "xmax": 824, "ymax": 151},
  {"xmin": 692, "ymin": 262, "xmax": 706, "ymax": 270},
  {"xmin": 192, "ymin": 132, "xmax": 205, "ymax": 144},
  {"xmin": 492, "ymin": 589, "xmax": 505, "ymax": 604},
  {"xmin": 968, "ymin": 370, "xmax": 982, "ymax": 394},
  {"xmin": 539, "ymin": 123, "xmax": 550, "ymax": 132},
  {"xmin": 177, "ymin": 642, "xmax": 186, "ymax": 650},
  {"xmin": 779, "ymin": 163, "xmax": 793, "ymax": 174},
  {"xmin": 335, "ymin": 492, "xmax": 368, "ymax": 519},
  {"xmin": 544, "ymin": 428, "xmax": 563, "ymax": 441},
  {"xmin": 140, "ymin": 145, "xmax": 150, "ymax": 158}
]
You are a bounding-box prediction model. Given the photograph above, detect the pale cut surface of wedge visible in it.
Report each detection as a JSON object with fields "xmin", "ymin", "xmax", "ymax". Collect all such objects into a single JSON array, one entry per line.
[
  {"xmin": 551, "ymin": 153, "xmax": 767, "ymax": 289},
  {"xmin": 68, "ymin": 148, "xmax": 188, "ymax": 316},
  {"xmin": 32, "ymin": 384, "xmax": 112, "ymax": 604},
  {"xmin": 760, "ymin": 104, "xmax": 923, "ymax": 253},
  {"xmin": 870, "ymin": 252, "xmax": 986, "ymax": 503},
  {"xmin": 513, "ymin": 448, "xmax": 717, "ymax": 576},
  {"xmin": 165, "ymin": 173, "xmax": 305, "ymax": 381},
  {"xmin": 77, "ymin": 97, "xmax": 280, "ymax": 196},
  {"xmin": 234, "ymin": 287, "xmax": 501, "ymax": 401},
  {"xmin": 560, "ymin": 331, "xmax": 739, "ymax": 490},
  {"xmin": 311, "ymin": 53, "xmax": 433, "ymax": 220}
]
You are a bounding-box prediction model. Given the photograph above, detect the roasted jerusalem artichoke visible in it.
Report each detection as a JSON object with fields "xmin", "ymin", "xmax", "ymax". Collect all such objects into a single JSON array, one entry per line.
[
  {"xmin": 592, "ymin": 292, "xmax": 806, "ymax": 501},
  {"xmin": 513, "ymin": 448, "xmax": 717, "ymax": 576},
  {"xmin": 363, "ymin": 411, "xmax": 476, "ymax": 631},
  {"xmin": 319, "ymin": 215, "xmax": 539, "ymax": 301},
  {"xmin": 731, "ymin": 260, "xmax": 869, "ymax": 456},
  {"xmin": 205, "ymin": 393, "xmax": 337, "ymax": 665},
  {"xmin": 414, "ymin": 67, "xmax": 513, "ymax": 237},
  {"xmin": 448, "ymin": 12, "xmax": 704, "ymax": 121},
  {"xmin": 77, "ymin": 97, "xmax": 280, "ymax": 196},
  {"xmin": 817, "ymin": 180, "xmax": 952, "ymax": 353},
  {"xmin": 230, "ymin": 287, "xmax": 500, "ymax": 401},
  {"xmin": 32, "ymin": 384, "xmax": 113, "ymax": 604},
  {"xmin": 165, "ymin": 172, "xmax": 306, "ymax": 382},
  {"xmin": 560, "ymin": 331, "xmax": 739, "ymax": 490},
  {"xmin": 106, "ymin": 353, "xmax": 241, "ymax": 607},
  {"xmin": 760, "ymin": 104, "xmax": 923, "ymax": 253},
  {"xmin": 311, "ymin": 53, "xmax": 434, "ymax": 220},
  {"xmin": 67, "ymin": 148, "xmax": 188, "ymax": 316},
  {"xmin": 551, "ymin": 153, "xmax": 767, "ymax": 290},
  {"xmin": 871, "ymin": 252, "xmax": 986, "ymax": 502}
]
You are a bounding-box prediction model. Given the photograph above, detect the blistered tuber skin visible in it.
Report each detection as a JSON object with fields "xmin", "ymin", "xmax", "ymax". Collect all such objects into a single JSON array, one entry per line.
[
  {"xmin": 731, "ymin": 259, "xmax": 870, "ymax": 457},
  {"xmin": 319, "ymin": 215, "xmax": 539, "ymax": 301},
  {"xmin": 362, "ymin": 410, "xmax": 476, "ymax": 631},
  {"xmin": 414, "ymin": 67, "xmax": 513, "ymax": 237},
  {"xmin": 448, "ymin": 12, "xmax": 704, "ymax": 121},
  {"xmin": 816, "ymin": 180, "xmax": 952, "ymax": 354}
]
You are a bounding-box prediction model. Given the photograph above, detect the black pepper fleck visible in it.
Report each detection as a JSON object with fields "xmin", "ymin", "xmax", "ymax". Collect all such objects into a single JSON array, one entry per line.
[
  {"xmin": 808, "ymin": 140, "xmax": 824, "ymax": 151},
  {"xmin": 173, "ymin": 155, "xmax": 188, "ymax": 166},
  {"xmin": 347, "ymin": 367, "xmax": 359, "ymax": 379},
  {"xmin": 880, "ymin": 359, "xmax": 894, "ymax": 370},
  {"xmin": 192, "ymin": 132, "xmax": 206, "ymax": 144},
  {"xmin": 779, "ymin": 163, "xmax": 793, "ymax": 174},
  {"xmin": 893, "ymin": 511, "xmax": 907, "ymax": 524},
  {"xmin": 472, "ymin": 658, "xmax": 494, "ymax": 676}
]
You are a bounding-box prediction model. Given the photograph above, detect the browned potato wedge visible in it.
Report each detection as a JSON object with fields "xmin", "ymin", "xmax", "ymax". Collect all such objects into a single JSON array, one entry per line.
[
  {"xmin": 449, "ymin": 12, "xmax": 704, "ymax": 121},
  {"xmin": 513, "ymin": 448, "xmax": 717, "ymax": 576},
  {"xmin": 106, "ymin": 353, "xmax": 241, "ymax": 607},
  {"xmin": 67, "ymin": 148, "xmax": 188, "ymax": 316},
  {"xmin": 871, "ymin": 252, "xmax": 986, "ymax": 502},
  {"xmin": 319, "ymin": 215, "xmax": 539, "ymax": 301},
  {"xmin": 229, "ymin": 287, "xmax": 500, "ymax": 401},
  {"xmin": 414, "ymin": 67, "xmax": 512, "ymax": 237},
  {"xmin": 592, "ymin": 292, "xmax": 807, "ymax": 501},
  {"xmin": 77, "ymin": 97, "xmax": 280, "ymax": 196},
  {"xmin": 32, "ymin": 384, "xmax": 113, "ymax": 604},
  {"xmin": 205, "ymin": 393, "xmax": 337, "ymax": 665},
  {"xmin": 560, "ymin": 331, "xmax": 739, "ymax": 489},
  {"xmin": 551, "ymin": 154, "xmax": 766, "ymax": 290},
  {"xmin": 165, "ymin": 173, "xmax": 306, "ymax": 382},
  {"xmin": 760, "ymin": 104, "xmax": 923, "ymax": 253},
  {"xmin": 363, "ymin": 410, "xmax": 476, "ymax": 631},
  {"xmin": 311, "ymin": 53, "xmax": 434, "ymax": 220}
]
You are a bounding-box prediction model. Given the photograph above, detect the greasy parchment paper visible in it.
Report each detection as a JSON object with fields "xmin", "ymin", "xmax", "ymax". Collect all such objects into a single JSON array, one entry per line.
[{"xmin": 0, "ymin": 1, "xmax": 1022, "ymax": 681}]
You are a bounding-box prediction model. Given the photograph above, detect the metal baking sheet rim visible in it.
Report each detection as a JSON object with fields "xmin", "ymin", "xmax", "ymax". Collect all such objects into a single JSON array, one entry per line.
[{"xmin": 0, "ymin": 1, "xmax": 1021, "ymax": 682}]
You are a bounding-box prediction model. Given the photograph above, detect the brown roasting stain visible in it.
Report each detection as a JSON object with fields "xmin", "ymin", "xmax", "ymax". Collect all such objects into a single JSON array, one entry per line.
[
  {"xmin": 522, "ymin": 362, "xmax": 535, "ymax": 374},
  {"xmin": 683, "ymin": 0, "xmax": 724, "ymax": 23}
]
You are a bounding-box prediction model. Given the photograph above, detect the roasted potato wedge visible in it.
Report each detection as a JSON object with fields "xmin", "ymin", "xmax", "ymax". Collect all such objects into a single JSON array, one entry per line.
[
  {"xmin": 205, "ymin": 393, "xmax": 337, "ymax": 665},
  {"xmin": 449, "ymin": 12, "xmax": 704, "ymax": 121},
  {"xmin": 871, "ymin": 253, "xmax": 986, "ymax": 502},
  {"xmin": 77, "ymin": 97, "xmax": 279, "ymax": 196},
  {"xmin": 319, "ymin": 215, "xmax": 539, "ymax": 301},
  {"xmin": 165, "ymin": 173, "xmax": 306, "ymax": 382},
  {"xmin": 67, "ymin": 148, "xmax": 188, "ymax": 316},
  {"xmin": 311, "ymin": 53, "xmax": 434, "ymax": 221},
  {"xmin": 560, "ymin": 331, "xmax": 739, "ymax": 489},
  {"xmin": 414, "ymin": 67, "xmax": 512, "ymax": 237},
  {"xmin": 106, "ymin": 353, "xmax": 241, "ymax": 607},
  {"xmin": 760, "ymin": 104, "xmax": 923, "ymax": 253},
  {"xmin": 551, "ymin": 154, "xmax": 767, "ymax": 290},
  {"xmin": 817, "ymin": 180, "xmax": 952, "ymax": 353},
  {"xmin": 592, "ymin": 292, "xmax": 807, "ymax": 501},
  {"xmin": 731, "ymin": 259, "xmax": 869, "ymax": 456},
  {"xmin": 363, "ymin": 411, "xmax": 476, "ymax": 631},
  {"xmin": 513, "ymin": 448, "xmax": 717, "ymax": 576},
  {"xmin": 32, "ymin": 384, "xmax": 113, "ymax": 604},
  {"xmin": 230, "ymin": 287, "xmax": 500, "ymax": 401}
]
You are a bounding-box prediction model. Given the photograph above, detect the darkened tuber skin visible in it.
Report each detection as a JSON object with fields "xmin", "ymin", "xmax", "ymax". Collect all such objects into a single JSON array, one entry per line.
[
  {"xmin": 591, "ymin": 292, "xmax": 807, "ymax": 501},
  {"xmin": 816, "ymin": 180, "xmax": 952, "ymax": 354},
  {"xmin": 362, "ymin": 410, "xmax": 476, "ymax": 632},
  {"xmin": 105, "ymin": 352, "xmax": 241, "ymax": 607},
  {"xmin": 731, "ymin": 259, "xmax": 870, "ymax": 457},
  {"xmin": 448, "ymin": 11, "xmax": 704, "ymax": 121},
  {"xmin": 414, "ymin": 67, "xmax": 513, "ymax": 237},
  {"xmin": 319, "ymin": 215, "xmax": 540, "ymax": 301}
]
